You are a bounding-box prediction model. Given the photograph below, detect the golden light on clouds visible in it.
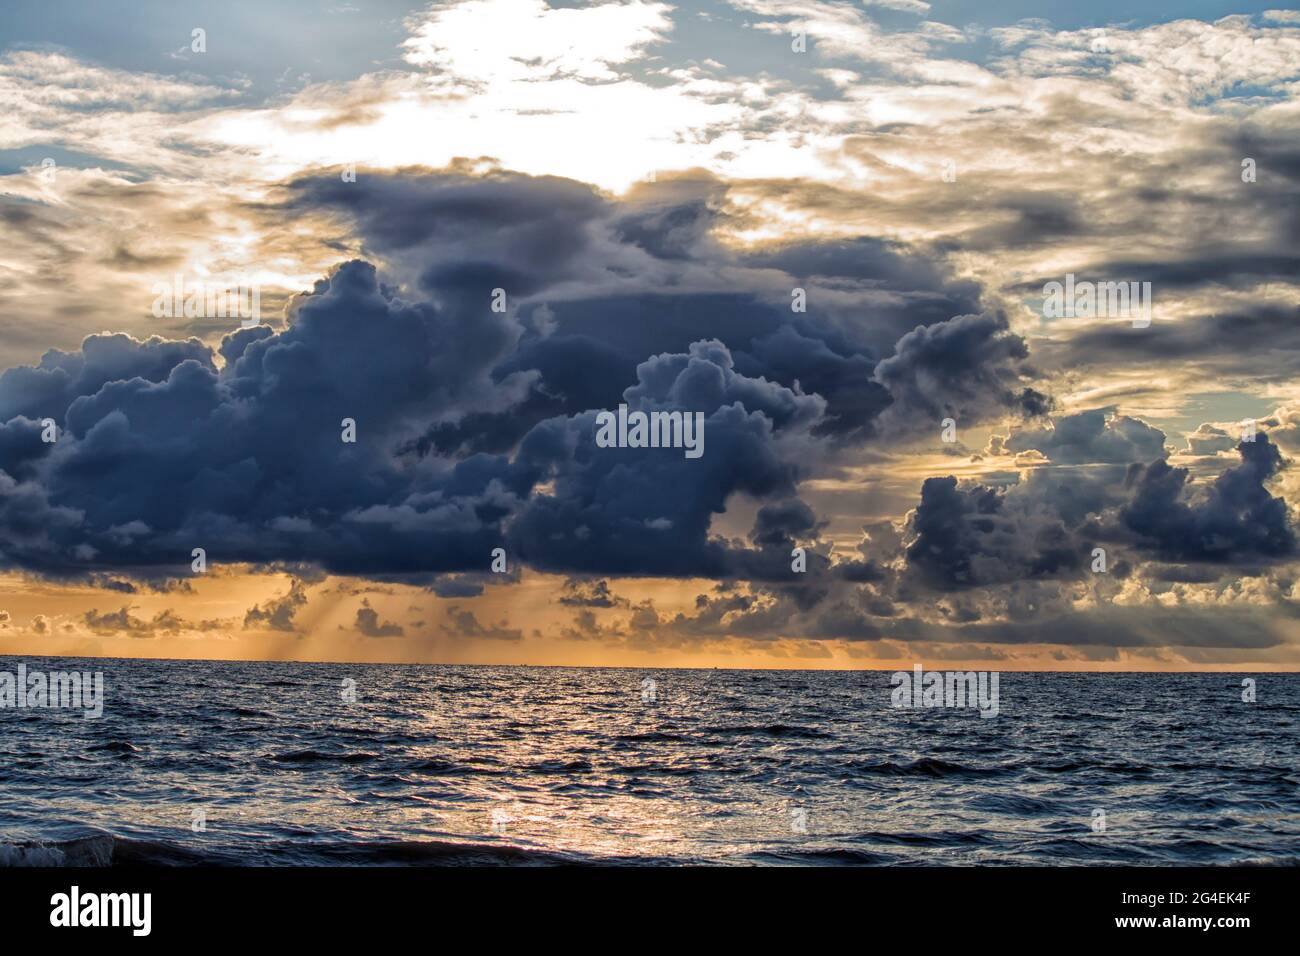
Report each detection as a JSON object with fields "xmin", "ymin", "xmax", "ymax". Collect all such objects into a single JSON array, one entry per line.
[{"xmin": 1, "ymin": 2, "xmax": 1299, "ymax": 671}]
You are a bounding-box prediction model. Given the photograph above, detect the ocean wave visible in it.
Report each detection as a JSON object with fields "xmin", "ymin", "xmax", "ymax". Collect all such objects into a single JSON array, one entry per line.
[
  {"xmin": 745, "ymin": 847, "xmax": 899, "ymax": 865},
  {"xmin": 0, "ymin": 832, "xmax": 215, "ymax": 867},
  {"xmin": 87, "ymin": 740, "xmax": 140, "ymax": 754},
  {"xmin": 853, "ymin": 757, "xmax": 1009, "ymax": 778},
  {"xmin": 0, "ymin": 834, "xmax": 117, "ymax": 867},
  {"xmin": 266, "ymin": 750, "xmax": 381, "ymax": 764},
  {"xmin": 0, "ymin": 831, "xmax": 624, "ymax": 867},
  {"xmin": 709, "ymin": 724, "xmax": 829, "ymax": 739}
]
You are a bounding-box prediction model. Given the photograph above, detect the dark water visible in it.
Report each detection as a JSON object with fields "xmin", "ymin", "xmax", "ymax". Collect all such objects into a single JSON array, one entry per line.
[{"xmin": 1, "ymin": 658, "xmax": 1297, "ymax": 866}]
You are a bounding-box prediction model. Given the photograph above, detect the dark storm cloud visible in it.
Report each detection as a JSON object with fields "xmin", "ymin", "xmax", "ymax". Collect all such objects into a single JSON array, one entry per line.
[
  {"xmin": 902, "ymin": 475, "xmax": 1085, "ymax": 591},
  {"xmin": 0, "ymin": 416, "xmax": 52, "ymax": 481},
  {"xmin": 1121, "ymin": 435, "xmax": 1295, "ymax": 562},
  {"xmin": 895, "ymin": 434, "xmax": 1294, "ymax": 593},
  {"xmin": 0, "ymin": 333, "xmax": 214, "ymax": 423},
  {"xmin": 283, "ymin": 169, "xmax": 1030, "ymax": 444},
  {"xmin": 751, "ymin": 497, "xmax": 823, "ymax": 546},
  {"xmin": 504, "ymin": 339, "xmax": 821, "ymax": 578},
  {"xmin": 0, "ymin": 268, "xmax": 827, "ymax": 582},
  {"xmin": 0, "ymin": 259, "xmax": 531, "ymax": 578},
  {"xmin": 738, "ymin": 324, "xmax": 891, "ymax": 441},
  {"xmin": 0, "ymin": 170, "xmax": 1054, "ymax": 584},
  {"xmin": 283, "ymin": 168, "xmax": 607, "ymax": 298},
  {"xmin": 872, "ymin": 312, "xmax": 1051, "ymax": 433}
]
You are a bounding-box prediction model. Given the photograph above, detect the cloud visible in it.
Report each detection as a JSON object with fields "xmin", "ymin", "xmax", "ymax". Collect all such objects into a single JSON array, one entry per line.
[
  {"xmin": 1185, "ymin": 423, "xmax": 1239, "ymax": 456},
  {"xmin": 0, "ymin": 333, "xmax": 215, "ymax": 425},
  {"xmin": 872, "ymin": 312, "xmax": 1051, "ymax": 434},
  {"xmin": 994, "ymin": 409, "xmax": 1167, "ymax": 465},
  {"xmin": 558, "ymin": 578, "xmax": 629, "ymax": 608},
  {"xmin": 401, "ymin": 0, "xmax": 673, "ymax": 83},
  {"xmin": 1044, "ymin": 306, "xmax": 1300, "ymax": 387},
  {"xmin": 243, "ymin": 579, "xmax": 309, "ymax": 632},
  {"xmin": 0, "ymin": 51, "xmax": 241, "ymax": 169},
  {"xmin": 83, "ymin": 605, "xmax": 217, "ymax": 636},
  {"xmin": 505, "ymin": 338, "xmax": 819, "ymax": 577},
  {"xmin": 902, "ymin": 475, "xmax": 1084, "ymax": 591},
  {"xmin": 350, "ymin": 598, "xmax": 404, "ymax": 637},
  {"xmin": 894, "ymin": 432, "xmax": 1296, "ymax": 595},
  {"xmin": 446, "ymin": 607, "xmax": 523, "ymax": 641},
  {"xmin": 1, "ymin": 165, "xmax": 1060, "ymax": 586},
  {"xmin": 1121, "ymin": 434, "xmax": 1295, "ymax": 562}
]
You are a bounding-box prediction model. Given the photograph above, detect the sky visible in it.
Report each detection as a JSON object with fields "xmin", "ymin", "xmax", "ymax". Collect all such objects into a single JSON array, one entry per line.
[{"xmin": 1, "ymin": 0, "xmax": 1298, "ymax": 669}]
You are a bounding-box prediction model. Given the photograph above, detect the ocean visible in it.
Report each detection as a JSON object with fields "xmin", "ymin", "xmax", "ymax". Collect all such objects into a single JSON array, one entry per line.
[{"xmin": 1, "ymin": 658, "xmax": 1296, "ymax": 866}]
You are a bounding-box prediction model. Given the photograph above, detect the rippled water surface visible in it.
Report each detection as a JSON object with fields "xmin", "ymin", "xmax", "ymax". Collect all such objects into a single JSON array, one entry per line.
[{"xmin": 2, "ymin": 659, "xmax": 1297, "ymax": 865}]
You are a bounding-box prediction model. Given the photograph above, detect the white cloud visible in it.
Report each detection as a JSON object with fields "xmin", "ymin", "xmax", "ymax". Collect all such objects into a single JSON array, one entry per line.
[{"xmin": 402, "ymin": 0, "xmax": 674, "ymax": 82}]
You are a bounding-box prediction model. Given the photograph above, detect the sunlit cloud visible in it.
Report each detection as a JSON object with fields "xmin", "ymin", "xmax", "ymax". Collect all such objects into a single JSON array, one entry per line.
[{"xmin": 2, "ymin": 1, "xmax": 1299, "ymax": 668}]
